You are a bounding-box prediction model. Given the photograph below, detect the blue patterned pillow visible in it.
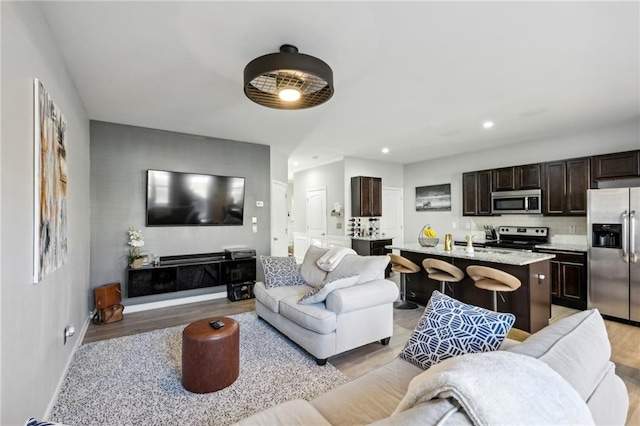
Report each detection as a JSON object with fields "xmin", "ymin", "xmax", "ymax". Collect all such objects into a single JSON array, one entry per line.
[
  {"xmin": 400, "ymin": 291, "xmax": 515, "ymax": 370},
  {"xmin": 260, "ymin": 256, "xmax": 306, "ymax": 288}
]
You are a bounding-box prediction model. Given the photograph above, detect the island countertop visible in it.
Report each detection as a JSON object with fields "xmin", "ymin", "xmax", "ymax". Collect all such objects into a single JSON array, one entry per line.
[{"xmin": 387, "ymin": 243, "xmax": 555, "ymax": 266}]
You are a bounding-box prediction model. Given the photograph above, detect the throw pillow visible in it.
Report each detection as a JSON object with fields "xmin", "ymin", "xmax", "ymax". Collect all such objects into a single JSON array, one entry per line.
[
  {"xmin": 399, "ymin": 291, "xmax": 515, "ymax": 370},
  {"xmin": 325, "ymin": 255, "xmax": 390, "ymax": 284},
  {"xmin": 260, "ymin": 256, "xmax": 306, "ymax": 288},
  {"xmin": 298, "ymin": 275, "xmax": 360, "ymax": 305},
  {"xmin": 299, "ymin": 245, "xmax": 329, "ymax": 288}
]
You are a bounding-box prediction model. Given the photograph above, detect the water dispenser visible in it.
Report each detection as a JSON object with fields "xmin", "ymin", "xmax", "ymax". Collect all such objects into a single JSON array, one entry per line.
[{"xmin": 592, "ymin": 224, "xmax": 621, "ymax": 248}]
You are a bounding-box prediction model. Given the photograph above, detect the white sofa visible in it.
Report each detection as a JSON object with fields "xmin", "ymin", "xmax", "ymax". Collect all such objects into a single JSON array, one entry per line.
[
  {"xmin": 254, "ymin": 246, "xmax": 399, "ymax": 365},
  {"xmin": 237, "ymin": 308, "xmax": 629, "ymax": 425}
]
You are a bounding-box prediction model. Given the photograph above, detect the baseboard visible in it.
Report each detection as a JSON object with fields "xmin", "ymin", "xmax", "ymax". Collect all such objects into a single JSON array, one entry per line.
[
  {"xmin": 44, "ymin": 311, "xmax": 93, "ymax": 420},
  {"xmin": 124, "ymin": 292, "xmax": 227, "ymax": 313}
]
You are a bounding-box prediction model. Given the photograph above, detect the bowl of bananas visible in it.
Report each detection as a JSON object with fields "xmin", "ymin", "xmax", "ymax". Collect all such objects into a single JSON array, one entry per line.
[{"xmin": 418, "ymin": 225, "xmax": 439, "ymax": 247}]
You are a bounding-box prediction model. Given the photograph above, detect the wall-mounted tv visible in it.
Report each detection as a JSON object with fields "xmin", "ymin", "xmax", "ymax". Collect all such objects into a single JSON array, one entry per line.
[{"xmin": 146, "ymin": 169, "xmax": 245, "ymax": 226}]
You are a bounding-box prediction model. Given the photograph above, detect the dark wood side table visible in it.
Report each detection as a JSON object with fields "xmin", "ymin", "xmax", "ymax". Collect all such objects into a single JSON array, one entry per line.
[{"xmin": 182, "ymin": 317, "xmax": 239, "ymax": 393}]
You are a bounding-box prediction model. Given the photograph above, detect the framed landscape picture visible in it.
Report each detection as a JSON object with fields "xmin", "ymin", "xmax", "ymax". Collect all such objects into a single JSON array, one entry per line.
[{"xmin": 415, "ymin": 183, "xmax": 451, "ymax": 211}]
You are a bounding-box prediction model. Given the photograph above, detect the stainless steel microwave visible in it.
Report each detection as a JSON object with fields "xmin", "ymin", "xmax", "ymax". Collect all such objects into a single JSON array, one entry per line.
[{"xmin": 491, "ymin": 189, "xmax": 542, "ymax": 215}]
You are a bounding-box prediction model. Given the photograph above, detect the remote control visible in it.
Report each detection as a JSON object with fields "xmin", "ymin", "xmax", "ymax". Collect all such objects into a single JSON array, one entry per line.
[{"xmin": 209, "ymin": 320, "xmax": 225, "ymax": 330}]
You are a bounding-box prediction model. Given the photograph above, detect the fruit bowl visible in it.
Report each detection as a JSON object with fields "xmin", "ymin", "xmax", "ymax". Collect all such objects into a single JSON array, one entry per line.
[{"xmin": 418, "ymin": 237, "xmax": 439, "ymax": 247}]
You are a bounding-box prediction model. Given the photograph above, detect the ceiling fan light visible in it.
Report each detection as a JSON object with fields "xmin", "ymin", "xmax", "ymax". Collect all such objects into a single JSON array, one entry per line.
[
  {"xmin": 244, "ymin": 44, "xmax": 334, "ymax": 110},
  {"xmin": 278, "ymin": 88, "xmax": 301, "ymax": 102}
]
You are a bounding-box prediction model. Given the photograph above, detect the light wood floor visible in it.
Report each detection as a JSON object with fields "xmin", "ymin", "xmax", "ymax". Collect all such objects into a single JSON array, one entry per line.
[{"xmin": 84, "ymin": 299, "xmax": 640, "ymax": 424}]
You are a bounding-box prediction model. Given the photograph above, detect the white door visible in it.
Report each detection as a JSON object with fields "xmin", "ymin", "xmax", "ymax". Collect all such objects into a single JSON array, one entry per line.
[
  {"xmin": 271, "ymin": 180, "xmax": 288, "ymax": 256},
  {"xmin": 381, "ymin": 187, "xmax": 404, "ymax": 249},
  {"xmin": 307, "ymin": 188, "xmax": 327, "ymax": 248}
]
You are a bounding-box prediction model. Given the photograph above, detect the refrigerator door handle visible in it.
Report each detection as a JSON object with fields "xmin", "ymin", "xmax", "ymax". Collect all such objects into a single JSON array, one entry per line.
[
  {"xmin": 630, "ymin": 210, "xmax": 637, "ymax": 263},
  {"xmin": 622, "ymin": 210, "xmax": 629, "ymax": 263}
]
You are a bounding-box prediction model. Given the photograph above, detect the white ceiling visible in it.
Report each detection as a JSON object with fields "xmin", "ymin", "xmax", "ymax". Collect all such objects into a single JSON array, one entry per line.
[{"xmin": 39, "ymin": 1, "xmax": 639, "ymax": 176}]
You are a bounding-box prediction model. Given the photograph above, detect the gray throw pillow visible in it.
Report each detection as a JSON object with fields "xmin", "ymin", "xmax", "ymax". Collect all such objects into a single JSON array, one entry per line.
[
  {"xmin": 299, "ymin": 245, "xmax": 329, "ymax": 288},
  {"xmin": 325, "ymin": 254, "xmax": 390, "ymax": 284},
  {"xmin": 298, "ymin": 275, "xmax": 360, "ymax": 305},
  {"xmin": 260, "ymin": 255, "xmax": 306, "ymax": 288},
  {"xmin": 400, "ymin": 291, "xmax": 515, "ymax": 370}
]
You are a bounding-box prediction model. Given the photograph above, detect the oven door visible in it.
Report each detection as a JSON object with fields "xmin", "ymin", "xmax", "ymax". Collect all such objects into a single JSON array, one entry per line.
[{"xmin": 491, "ymin": 189, "xmax": 542, "ymax": 214}]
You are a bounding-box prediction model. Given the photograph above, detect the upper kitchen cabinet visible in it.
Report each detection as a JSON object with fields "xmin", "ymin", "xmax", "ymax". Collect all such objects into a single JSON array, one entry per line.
[
  {"xmin": 591, "ymin": 150, "xmax": 640, "ymax": 181},
  {"xmin": 542, "ymin": 157, "xmax": 590, "ymax": 216},
  {"xmin": 492, "ymin": 164, "xmax": 541, "ymax": 191},
  {"xmin": 462, "ymin": 170, "xmax": 492, "ymax": 216},
  {"xmin": 351, "ymin": 176, "xmax": 382, "ymax": 217}
]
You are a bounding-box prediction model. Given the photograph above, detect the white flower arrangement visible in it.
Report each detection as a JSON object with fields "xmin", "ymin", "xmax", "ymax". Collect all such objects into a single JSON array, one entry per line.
[{"xmin": 127, "ymin": 226, "xmax": 144, "ymax": 264}]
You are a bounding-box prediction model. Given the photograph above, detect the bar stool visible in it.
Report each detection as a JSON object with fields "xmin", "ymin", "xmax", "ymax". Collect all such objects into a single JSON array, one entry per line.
[
  {"xmin": 422, "ymin": 259, "xmax": 465, "ymax": 296},
  {"xmin": 390, "ymin": 254, "xmax": 421, "ymax": 310},
  {"xmin": 466, "ymin": 265, "xmax": 521, "ymax": 312}
]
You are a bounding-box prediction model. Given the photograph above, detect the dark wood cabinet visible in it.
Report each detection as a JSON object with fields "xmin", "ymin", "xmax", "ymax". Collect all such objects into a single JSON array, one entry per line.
[
  {"xmin": 543, "ymin": 158, "xmax": 589, "ymax": 216},
  {"xmin": 536, "ymin": 249, "xmax": 587, "ymax": 310},
  {"xmin": 492, "ymin": 167, "xmax": 515, "ymax": 191},
  {"xmin": 492, "ymin": 164, "xmax": 541, "ymax": 191},
  {"xmin": 462, "ymin": 170, "xmax": 492, "ymax": 216},
  {"xmin": 518, "ymin": 163, "xmax": 542, "ymax": 189},
  {"xmin": 351, "ymin": 176, "xmax": 382, "ymax": 217},
  {"xmin": 592, "ymin": 150, "xmax": 640, "ymax": 180}
]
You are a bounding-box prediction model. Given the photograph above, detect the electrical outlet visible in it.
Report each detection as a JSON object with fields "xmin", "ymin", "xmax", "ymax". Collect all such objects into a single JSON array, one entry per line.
[
  {"xmin": 336, "ymin": 222, "xmax": 342, "ymax": 229},
  {"xmin": 452, "ymin": 222, "xmax": 457, "ymax": 229},
  {"xmin": 465, "ymin": 222, "xmax": 471, "ymax": 230},
  {"xmin": 569, "ymin": 225, "xmax": 576, "ymax": 234},
  {"xmin": 252, "ymin": 225, "xmax": 258, "ymax": 233}
]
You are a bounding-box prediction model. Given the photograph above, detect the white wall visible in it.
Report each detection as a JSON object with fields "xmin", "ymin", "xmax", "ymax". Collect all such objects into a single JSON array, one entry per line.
[
  {"xmin": 293, "ymin": 160, "xmax": 345, "ymax": 236},
  {"xmin": 1, "ymin": 3, "xmax": 91, "ymax": 424},
  {"xmin": 403, "ymin": 119, "xmax": 640, "ymax": 244}
]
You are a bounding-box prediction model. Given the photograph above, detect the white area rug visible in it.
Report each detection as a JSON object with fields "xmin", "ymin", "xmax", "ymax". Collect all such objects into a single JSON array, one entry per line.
[{"xmin": 50, "ymin": 312, "xmax": 349, "ymax": 425}]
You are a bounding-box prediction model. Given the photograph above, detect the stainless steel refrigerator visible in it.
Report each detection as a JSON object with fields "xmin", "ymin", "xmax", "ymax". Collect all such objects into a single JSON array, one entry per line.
[{"xmin": 587, "ymin": 188, "xmax": 639, "ymax": 321}]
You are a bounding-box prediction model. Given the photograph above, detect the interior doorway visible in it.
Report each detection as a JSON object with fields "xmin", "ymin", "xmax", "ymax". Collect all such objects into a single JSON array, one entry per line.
[
  {"xmin": 306, "ymin": 188, "xmax": 327, "ymax": 248},
  {"xmin": 271, "ymin": 180, "xmax": 288, "ymax": 256}
]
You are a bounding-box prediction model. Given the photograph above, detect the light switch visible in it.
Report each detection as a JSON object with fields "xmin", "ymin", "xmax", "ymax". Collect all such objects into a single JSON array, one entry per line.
[{"xmin": 252, "ymin": 217, "xmax": 258, "ymax": 224}]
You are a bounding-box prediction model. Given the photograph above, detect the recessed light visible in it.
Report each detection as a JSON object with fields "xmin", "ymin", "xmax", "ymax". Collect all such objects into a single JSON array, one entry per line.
[
  {"xmin": 382, "ymin": 148, "xmax": 389, "ymax": 154},
  {"xmin": 483, "ymin": 121, "xmax": 494, "ymax": 129}
]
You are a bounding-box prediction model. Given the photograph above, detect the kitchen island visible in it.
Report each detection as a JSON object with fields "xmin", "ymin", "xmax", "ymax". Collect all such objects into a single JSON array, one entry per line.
[{"xmin": 388, "ymin": 243, "xmax": 555, "ymax": 333}]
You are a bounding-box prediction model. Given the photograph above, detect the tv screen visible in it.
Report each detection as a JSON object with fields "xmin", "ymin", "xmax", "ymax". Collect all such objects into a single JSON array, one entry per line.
[{"xmin": 146, "ymin": 170, "xmax": 245, "ymax": 226}]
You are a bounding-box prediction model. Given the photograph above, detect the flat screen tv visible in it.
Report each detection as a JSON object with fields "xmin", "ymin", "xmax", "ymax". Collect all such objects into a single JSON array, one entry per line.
[{"xmin": 146, "ymin": 169, "xmax": 245, "ymax": 226}]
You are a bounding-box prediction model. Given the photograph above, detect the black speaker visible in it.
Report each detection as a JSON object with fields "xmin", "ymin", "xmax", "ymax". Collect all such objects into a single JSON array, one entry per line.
[{"xmin": 227, "ymin": 281, "xmax": 255, "ymax": 302}]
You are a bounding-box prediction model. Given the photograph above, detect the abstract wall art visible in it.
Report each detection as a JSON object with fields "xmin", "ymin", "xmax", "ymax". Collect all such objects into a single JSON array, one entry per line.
[{"xmin": 33, "ymin": 78, "xmax": 68, "ymax": 283}]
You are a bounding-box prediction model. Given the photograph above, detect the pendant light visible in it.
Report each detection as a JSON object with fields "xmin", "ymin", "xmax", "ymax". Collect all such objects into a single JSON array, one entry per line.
[{"xmin": 244, "ymin": 44, "xmax": 334, "ymax": 110}]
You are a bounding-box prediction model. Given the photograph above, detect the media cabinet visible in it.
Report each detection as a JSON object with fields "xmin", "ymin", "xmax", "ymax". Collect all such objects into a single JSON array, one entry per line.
[{"xmin": 127, "ymin": 251, "xmax": 256, "ymax": 301}]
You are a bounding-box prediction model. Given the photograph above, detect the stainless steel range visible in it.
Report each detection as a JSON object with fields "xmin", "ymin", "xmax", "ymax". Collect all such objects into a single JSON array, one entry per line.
[{"xmin": 484, "ymin": 226, "xmax": 549, "ymax": 251}]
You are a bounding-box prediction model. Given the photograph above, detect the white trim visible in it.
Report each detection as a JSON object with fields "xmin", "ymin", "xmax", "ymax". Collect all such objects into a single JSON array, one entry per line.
[
  {"xmin": 44, "ymin": 312, "xmax": 93, "ymax": 420},
  {"xmin": 124, "ymin": 292, "xmax": 227, "ymax": 313}
]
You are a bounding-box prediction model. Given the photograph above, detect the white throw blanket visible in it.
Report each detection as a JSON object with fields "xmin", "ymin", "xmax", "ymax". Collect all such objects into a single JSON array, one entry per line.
[
  {"xmin": 393, "ymin": 351, "xmax": 594, "ymax": 426},
  {"xmin": 316, "ymin": 247, "xmax": 357, "ymax": 271}
]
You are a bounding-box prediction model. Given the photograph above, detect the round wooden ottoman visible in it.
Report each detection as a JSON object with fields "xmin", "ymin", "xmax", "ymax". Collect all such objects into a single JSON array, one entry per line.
[{"xmin": 181, "ymin": 317, "xmax": 239, "ymax": 393}]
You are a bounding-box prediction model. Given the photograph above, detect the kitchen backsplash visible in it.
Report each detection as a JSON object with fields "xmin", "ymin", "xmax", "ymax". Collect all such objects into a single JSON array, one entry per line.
[{"xmin": 464, "ymin": 216, "xmax": 587, "ymax": 244}]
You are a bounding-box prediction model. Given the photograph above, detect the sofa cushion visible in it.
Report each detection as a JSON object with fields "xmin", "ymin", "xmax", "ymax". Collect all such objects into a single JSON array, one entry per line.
[
  {"xmin": 507, "ymin": 309, "xmax": 612, "ymax": 402},
  {"xmin": 312, "ymin": 358, "xmax": 424, "ymax": 425},
  {"xmin": 260, "ymin": 255, "xmax": 306, "ymax": 288},
  {"xmin": 400, "ymin": 291, "xmax": 515, "ymax": 370},
  {"xmin": 299, "ymin": 245, "xmax": 329, "ymax": 288},
  {"xmin": 326, "ymin": 254, "xmax": 389, "ymax": 284},
  {"xmin": 280, "ymin": 296, "xmax": 337, "ymax": 334},
  {"xmin": 253, "ymin": 281, "xmax": 312, "ymax": 313},
  {"xmin": 234, "ymin": 399, "xmax": 332, "ymax": 426},
  {"xmin": 298, "ymin": 275, "xmax": 360, "ymax": 305}
]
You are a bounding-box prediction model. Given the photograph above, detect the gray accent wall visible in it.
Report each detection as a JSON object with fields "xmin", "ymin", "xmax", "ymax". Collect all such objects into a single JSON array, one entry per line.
[
  {"xmin": 90, "ymin": 121, "xmax": 270, "ymax": 304},
  {"xmin": 1, "ymin": 2, "xmax": 91, "ymax": 424}
]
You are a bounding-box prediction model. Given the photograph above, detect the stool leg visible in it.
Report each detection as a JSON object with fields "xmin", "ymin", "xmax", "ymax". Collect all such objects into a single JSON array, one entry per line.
[
  {"xmin": 440, "ymin": 281, "xmax": 445, "ymax": 294},
  {"xmin": 394, "ymin": 273, "xmax": 418, "ymax": 310},
  {"xmin": 492, "ymin": 291, "xmax": 498, "ymax": 312}
]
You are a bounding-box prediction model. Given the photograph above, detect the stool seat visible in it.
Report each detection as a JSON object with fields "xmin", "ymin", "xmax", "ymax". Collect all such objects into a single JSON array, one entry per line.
[
  {"xmin": 467, "ymin": 265, "xmax": 521, "ymax": 311},
  {"xmin": 422, "ymin": 258, "xmax": 464, "ymax": 295},
  {"xmin": 390, "ymin": 254, "xmax": 420, "ymax": 310}
]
